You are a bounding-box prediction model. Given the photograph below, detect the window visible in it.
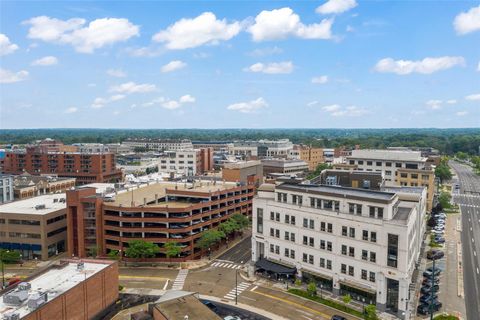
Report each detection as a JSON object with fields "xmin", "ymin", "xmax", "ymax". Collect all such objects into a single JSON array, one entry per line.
[
  {"xmin": 291, "ymin": 216, "xmax": 296, "ymax": 225},
  {"xmin": 349, "ymin": 203, "xmax": 355, "ymax": 214},
  {"xmin": 291, "ymin": 233, "xmax": 295, "ymax": 242},
  {"xmin": 310, "ymin": 197, "xmax": 315, "ymax": 207},
  {"xmin": 303, "ymin": 253, "xmax": 308, "ymax": 263},
  {"xmin": 400, "ymin": 173, "xmax": 408, "ymax": 178},
  {"xmin": 386, "ymin": 162, "xmax": 392, "ymax": 167},
  {"xmin": 270, "ymin": 211, "xmax": 275, "ymax": 220},
  {"xmin": 276, "ymin": 212, "xmax": 280, "ymax": 222},
  {"xmin": 387, "ymin": 234, "xmax": 399, "ymax": 268},
  {"xmin": 275, "ymin": 245, "xmax": 280, "ymax": 254},
  {"xmin": 349, "ymin": 227, "xmax": 355, "ymax": 238},
  {"xmin": 270, "ymin": 228, "xmax": 274, "ymax": 237},
  {"xmin": 303, "ymin": 236, "xmax": 308, "ymax": 245},
  {"xmin": 369, "ymin": 272, "xmax": 376, "ymax": 282},
  {"xmin": 358, "ymin": 160, "xmax": 364, "ymax": 165},
  {"xmin": 275, "ymin": 229, "xmax": 280, "ymax": 238},
  {"xmin": 285, "ymin": 231, "xmax": 290, "ymax": 241},
  {"xmin": 324, "ymin": 200, "xmax": 333, "ymax": 209},
  {"xmin": 362, "ymin": 250, "xmax": 368, "ymax": 260},
  {"xmin": 367, "ymin": 161, "xmax": 373, "ymax": 166},
  {"xmin": 47, "ymin": 226, "xmax": 67, "ymax": 237},
  {"xmin": 348, "ymin": 266, "xmax": 354, "ymax": 276},
  {"xmin": 292, "ymin": 195, "xmax": 303, "ymax": 205},
  {"xmin": 308, "ymin": 255, "xmax": 314, "ymax": 264},
  {"xmin": 370, "ymin": 252, "xmax": 376, "ymax": 263},
  {"xmin": 320, "ymin": 240, "xmax": 326, "ymax": 250},
  {"xmin": 270, "ymin": 244, "xmax": 274, "ymax": 253},
  {"xmin": 320, "ymin": 258, "xmax": 325, "ymax": 268},
  {"xmin": 290, "ymin": 250, "xmax": 295, "ymax": 259},
  {"xmin": 385, "ymin": 170, "xmax": 392, "ymax": 176},
  {"xmin": 361, "ymin": 269, "xmax": 367, "ymax": 280},
  {"xmin": 363, "ymin": 230, "xmax": 369, "ymax": 241},
  {"xmin": 349, "ymin": 247, "xmax": 355, "ymax": 257},
  {"xmin": 285, "ymin": 214, "xmax": 290, "ymax": 224},
  {"xmin": 327, "ymin": 223, "xmax": 333, "ymax": 233},
  {"xmin": 327, "ymin": 260, "xmax": 332, "ymax": 270},
  {"xmin": 342, "ymin": 226, "xmax": 348, "ymax": 236},
  {"xmin": 411, "ymin": 173, "xmax": 418, "ymax": 179},
  {"xmin": 369, "ymin": 206, "xmax": 376, "ymax": 218},
  {"xmin": 321, "ymin": 222, "xmax": 326, "ymax": 232},
  {"xmin": 257, "ymin": 208, "xmax": 263, "ymax": 234},
  {"xmin": 285, "ymin": 248, "xmax": 289, "ymax": 257},
  {"xmin": 303, "ymin": 218, "xmax": 308, "ymax": 228},
  {"xmin": 376, "ymin": 161, "xmax": 382, "ymax": 166},
  {"xmin": 309, "ymin": 237, "xmax": 314, "ymax": 247},
  {"xmin": 378, "ymin": 208, "xmax": 384, "ymax": 219},
  {"xmin": 341, "ymin": 264, "xmax": 347, "ymax": 274},
  {"xmin": 371, "ymin": 232, "xmax": 377, "ymax": 243},
  {"xmin": 357, "ymin": 205, "xmax": 362, "ymax": 215},
  {"xmin": 309, "ymin": 219, "xmax": 314, "ymax": 229},
  {"xmin": 349, "ymin": 160, "xmax": 355, "ymax": 165},
  {"xmin": 327, "ymin": 241, "xmax": 332, "ymax": 252},
  {"xmin": 396, "ymin": 162, "xmax": 402, "ymax": 168},
  {"xmin": 341, "ymin": 245, "xmax": 347, "ymax": 255}
]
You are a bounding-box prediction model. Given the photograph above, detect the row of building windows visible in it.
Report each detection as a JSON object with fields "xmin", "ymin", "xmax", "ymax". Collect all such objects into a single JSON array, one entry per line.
[
  {"xmin": 7, "ymin": 232, "xmax": 41, "ymax": 239},
  {"xmin": 349, "ymin": 159, "xmax": 418, "ymax": 169}
]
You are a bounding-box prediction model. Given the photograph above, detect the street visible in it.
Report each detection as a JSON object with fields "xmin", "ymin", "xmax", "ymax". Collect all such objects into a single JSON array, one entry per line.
[
  {"xmin": 217, "ymin": 235, "xmax": 253, "ymax": 264},
  {"xmin": 450, "ymin": 161, "xmax": 480, "ymax": 320}
]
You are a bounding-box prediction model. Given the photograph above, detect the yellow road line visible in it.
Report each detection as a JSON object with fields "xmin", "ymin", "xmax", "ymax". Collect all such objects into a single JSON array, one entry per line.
[
  {"xmin": 250, "ymin": 289, "xmax": 331, "ymax": 319},
  {"xmin": 119, "ymin": 275, "xmax": 168, "ymax": 281}
]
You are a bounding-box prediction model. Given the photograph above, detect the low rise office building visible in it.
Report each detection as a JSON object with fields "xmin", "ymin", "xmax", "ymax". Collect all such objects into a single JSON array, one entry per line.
[
  {"xmin": 222, "ymin": 160, "xmax": 263, "ymax": 186},
  {"xmin": 13, "ymin": 174, "xmax": 76, "ymax": 200},
  {"xmin": 252, "ymin": 183, "xmax": 426, "ymax": 319},
  {"xmin": 290, "ymin": 146, "xmax": 324, "ymax": 171},
  {"xmin": 0, "ymin": 174, "xmax": 14, "ymax": 204},
  {"xmin": 261, "ymin": 159, "xmax": 309, "ymax": 177},
  {"xmin": 0, "ymin": 194, "xmax": 67, "ymax": 260},
  {"xmin": 123, "ymin": 139, "xmax": 193, "ymax": 151}
]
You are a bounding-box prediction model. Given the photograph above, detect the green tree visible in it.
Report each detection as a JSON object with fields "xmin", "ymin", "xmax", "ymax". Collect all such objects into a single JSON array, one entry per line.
[
  {"xmin": 107, "ymin": 250, "xmax": 120, "ymax": 260},
  {"xmin": 164, "ymin": 242, "xmax": 182, "ymax": 259},
  {"xmin": 455, "ymin": 152, "xmax": 468, "ymax": 160},
  {"xmin": 438, "ymin": 191, "xmax": 452, "ymax": 209},
  {"xmin": 342, "ymin": 294, "xmax": 352, "ymax": 310},
  {"xmin": 307, "ymin": 281, "xmax": 317, "ymax": 296},
  {"xmin": 229, "ymin": 213, "xmax": 250, "ymax": 231},
  {"xmin": 0, "ymin": 250, "xmax": 21, "ymax": 264},
  {"xmin": 196, "ymin": 230, "xmax": 225, "ymax": 250},
  {"xmin": 307, "ymin": 163, "xmax": 332, "ymax": 179},
  {"xmin": 124, "ymin": 240, "xmax": 160, "ymax": 259},
  {"xmin": 364, "ymin": 304, "xmax": 379, "ymax": 320},
  {"xmin": 218, "ymin": 220, "xmax": 238, "ymax": 236},
  {"xmin": 435, "ymin": 163, "xmax": 452, "ymax": 183}
]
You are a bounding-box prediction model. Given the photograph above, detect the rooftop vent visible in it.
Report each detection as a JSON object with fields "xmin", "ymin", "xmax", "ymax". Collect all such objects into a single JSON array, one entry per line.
[
  {"xmin": 76, "ymin": 262, "xmax": 85, "ymax": 271},
  {"xmin": 3, "ymin": 290, "xmax": 28, "ymax": 306},
  {"xmin": 27, "ymin": 292, "xmax": 48, "ymax": 310},
  {"xmin": 2, "ymin": 312, "xmax": 20, "ymax": 320},
  {"xmin": 34, "ymin": 204, "xmax": 46, "ymax": 210}
]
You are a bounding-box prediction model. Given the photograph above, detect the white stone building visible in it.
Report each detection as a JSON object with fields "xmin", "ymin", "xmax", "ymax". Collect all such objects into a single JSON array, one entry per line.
[
  {"xmin": 123, "ymin": 139, "xmax": 193, "ymax": 151},
  {"xmin": 252, "ymin": 183, "xmax": 426, "ymax": 319},
  {"xmin": 158, "ymin": 149, "xmax": 199, "ymax": 176}
]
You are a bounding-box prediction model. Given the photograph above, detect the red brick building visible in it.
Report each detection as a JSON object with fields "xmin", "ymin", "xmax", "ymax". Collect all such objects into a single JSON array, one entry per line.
[{"xmin": 66, "ymin": 181, "xmax": 254, "ymax": 261}]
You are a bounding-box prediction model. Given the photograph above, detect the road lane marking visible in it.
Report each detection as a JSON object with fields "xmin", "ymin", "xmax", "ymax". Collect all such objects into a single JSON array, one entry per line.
[
  {"xmin": 251, "ymin": 285, "xmax": 258, "ymax": 292},
  {"xmin": 163, "ymin": 279, "xmax": 169, "ymax": 290},
  {"xmin": 477, "ymin": 268, "xmax": 479, "ymax": 275},
  {"xmin": 119, "ymin": 275, "xmax": 168, "ymax": 281},
  {"xmin": 475, "ymin": 251, "xmax": 477, "ymax": 257}
]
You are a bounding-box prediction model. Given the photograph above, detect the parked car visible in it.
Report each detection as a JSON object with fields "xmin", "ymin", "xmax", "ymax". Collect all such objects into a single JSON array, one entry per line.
[
  {"xmin": 224, "ymin": 316, "xmax": 241, "ymax": 320},
  {"xmin": 426, "ymin": 266, "xmax": 442, "ymax": 273},
  {"xmin": 423, "ymin": 271, "xmax": 441, "ymax": 279},
  {"xmin": 427, "ymin": 250, "xmax": 445, "ymax": 260},
  {"xmin": 331, "ymin": 316, "xmax": 348, "ymax": 320},
  {"xmin": 419, "ymin": 293, "xmax": 438, "ymax": 303},
  {"xmin": 431, "ymin": 229, "xmax": 444, "ymax": 235},
  {"xmin": 202, "ymin": 301, "xmax": 218, "ymax": 313},
  {"xmin": 422, "ymin": 278, "xmax": 440, "ymax": 286},
  {"xmin": 434, "ymin": 237, "xmax": 445, "ymax": 243},
  {"xmin": 421, "ymin": 284, "xmax": 439, "ymax": 294},
  {"xmin": 417, "ymin": 300, "xmax": 443, "ymax": 314}
]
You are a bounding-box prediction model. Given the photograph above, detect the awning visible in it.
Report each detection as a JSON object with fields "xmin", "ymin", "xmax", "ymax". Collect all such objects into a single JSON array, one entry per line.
[
  {"xmin": 339, "ymin": 280, "xmax": 376, "ymax": 295},
  {"xmin": 302, "ymin": 270, "xmax": 333, "ymax": 281},
  {"xmin": 255, "ymin": 258, "xmax": 296, "ymax": 275}
]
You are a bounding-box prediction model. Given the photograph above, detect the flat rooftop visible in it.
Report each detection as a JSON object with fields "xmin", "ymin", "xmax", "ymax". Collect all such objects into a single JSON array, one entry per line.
[
  {"xmin": 0, "ymin": 194, "xmax": 66, "ymax": 215},
  {"xmin": 277, "ymin": 183, "xmax": 396, "ymax": 202},
  {"xmin": 0, "ymin": 260, "xmax": 110, "ymax": 319},
  {"xmin": 108, "ymin": 181, "xmax": 240, "ymax": 207},
  {"xmin": 223, "ymin": 160, "xmax": 262, "ymax": 169},
  {"xmin": 154, "ymin": 291, "xmax": 221, "ymax": 320},
  {"xmin": 349, "ymin": 149, "xmax": 425, "ymax": 162}
]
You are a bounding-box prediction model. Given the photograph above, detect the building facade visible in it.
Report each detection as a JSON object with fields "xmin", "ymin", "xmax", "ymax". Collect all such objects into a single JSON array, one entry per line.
[
  {"xmin": 222, "ymin": 160, "xmax": 263, "ymax": 186},
  {"xmin": 66, "ymin": 181, "xmax": 254, "ymax": 261},
  {"xmin": 13, "ymin": 174, "xmax": 76, "ymax": 200},
  {"xmin": 0, "ymin": 174, "xmax": 14, "ymax": 204},
  {"xmin": 291, "ymin": 146, "xmax": 324, "ymax": 171},
  {"xmin": 0, "ymin": 194, "xmax": 67, "ymax": 260},
  {"xmin": 252, "ymin": 183, "xmax": 426, "ymax": 319},
  {"xmin": 261, "ymin": 159, "xmax": 309, "ymax": 176},
  {"xmin": 158, "ymin": 149, "xmax": 213, "ymax": 176},
  {"xmin": 123, "ymin": 139, "xmax": 193, "ymax": 151}
]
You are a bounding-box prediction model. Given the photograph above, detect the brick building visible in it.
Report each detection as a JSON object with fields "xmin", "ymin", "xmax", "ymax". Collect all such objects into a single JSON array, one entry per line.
[
  {"xmin": 66, "ymin": 181, "xmax": 254, "ymax": 261},
  {"xmin": 0, "ymin": 259, "xmax": 118, "ymax": 320},
  {"xmin": 13, "ymin": 174, "xmax": 76, "ymax": 200},
  {"xmin": 3, "ymin": 140, "xmax": 122, "ymax": 185},
  {"xmin": 222, "ymin": 160, "xmax": 263, "ymax": 186}
]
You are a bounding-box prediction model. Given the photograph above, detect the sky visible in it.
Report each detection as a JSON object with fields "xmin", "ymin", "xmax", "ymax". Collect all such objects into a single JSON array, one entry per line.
[{"xmin": 0, "ymin": 0, "xmax": 479, "ymax": 129}]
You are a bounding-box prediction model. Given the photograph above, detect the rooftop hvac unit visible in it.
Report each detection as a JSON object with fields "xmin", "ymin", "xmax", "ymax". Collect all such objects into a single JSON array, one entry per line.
[
  {"xmin": 17, "ymin": 282, "xmax": 31, "ymax": 291},
  {"xmin": 77, "ymin": 262, "xmax": 85, "ymax": 271},
  {"xmin": 2, "ymin": 312, "xmax": 20, "ymax": 320},
  {"xmin": 3, "ymin": 290, "xmax": 28, "ymax": 305},
  {"xmin": 27, "ymin": 292, "xmax": 48, "ymax": 310},
  {"xmin": 59, "ymin": 198, "xmax": 66, "ymax": 203},
  {"xmin": 53, "ymin": 198, "xmax": 58, "ymax": 203},
  {"xmin": 35, "ymin": 204, "xmax": 46, "ymax": 210}
]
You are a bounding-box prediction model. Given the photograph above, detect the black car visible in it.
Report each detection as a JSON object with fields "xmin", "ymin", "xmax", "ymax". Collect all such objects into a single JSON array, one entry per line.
[
  {"xmin": 419, "ymin": 294, "xmax": 438, "ymax": 304},
  {"xmin": 421, "ymin": 284, "xmax": 440, "ymax": 294},
  {"xmin": 427, "ymin": 250, "xmax": 445, "ymax": 260},
  {"xmin": 434, "ymin": 237, "xmax": 446, "ymax": 243},
  {"xmin": 423, "ymin": 270, "xmax": 441, "ymax": 278},
  {"xmin": 331, "ymin": 316, "xmax": 347, "ymax": 320},
  {"xmin": 418, "ymin": 300, "xmax": 443, "ymax": 314},
  {"xmin": 426, "ymin": 266, "xmax": 442, "ymax": 273},
  {"xmin": 422, "ymin": 278, "xmax": 440, "ymax": 286}
]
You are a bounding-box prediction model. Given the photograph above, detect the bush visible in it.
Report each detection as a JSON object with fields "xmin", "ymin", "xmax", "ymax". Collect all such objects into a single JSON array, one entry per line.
[
  {"xmin": 307, "ymin": 281, "xmax": 317, "ymax": 296},
  {"xmin": 433, "ymin": 315, "xmax": 459, "ymax": 320},
  {"xmin": 288, "ymin": 289, "xmax": 364, "ymax": 318}
]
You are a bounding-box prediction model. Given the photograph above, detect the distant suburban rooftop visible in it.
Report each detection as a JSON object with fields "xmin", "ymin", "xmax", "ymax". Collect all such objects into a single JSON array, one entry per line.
[
  {"xmin": 108, "ymin": 180, "xmax": 240, "ymax": 207},
  {"xmin": 0, "ymin": 193, "xmax": 66, "ymax": 215},
  {"xmin": 349, "ymin": 149, "xmax": 425, "ymax": 162},
  {"xmin": 277, "ymin": 183, "xmax": 397, "ymax": 202},
  {"xmin": 0, "ymin": 260, "xmax": 110, "ymax": 319}
]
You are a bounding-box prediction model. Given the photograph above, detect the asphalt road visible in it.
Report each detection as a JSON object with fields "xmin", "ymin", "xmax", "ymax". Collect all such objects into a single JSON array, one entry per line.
[
  {"xmin": 217, "ymin": 235, "xmax": 252, "ymax": 264},
  {"xmin": 450, "ymin": 161, "xmax": 480, "ymax": 320}
]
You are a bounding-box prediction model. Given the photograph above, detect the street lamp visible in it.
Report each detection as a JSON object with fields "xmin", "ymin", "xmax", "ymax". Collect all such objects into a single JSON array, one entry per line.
[
  {"xmin": 235, "ymin": 260, "xmax": 244, "ymax": 305},
  {"xmin": 320, "ymin": 283, "xmax": 323, "ymax": 299}
]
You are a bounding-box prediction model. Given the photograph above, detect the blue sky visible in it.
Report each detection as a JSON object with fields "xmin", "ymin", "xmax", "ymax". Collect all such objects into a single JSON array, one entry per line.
[{"xmin": 0, "ymin": 0, "xmax": 479, "ymax": 129}]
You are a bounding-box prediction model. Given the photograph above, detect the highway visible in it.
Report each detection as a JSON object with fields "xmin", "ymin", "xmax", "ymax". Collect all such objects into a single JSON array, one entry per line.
[{"xmin": 450, "ymin": 161, "xmax": 480, "ymax": 320}]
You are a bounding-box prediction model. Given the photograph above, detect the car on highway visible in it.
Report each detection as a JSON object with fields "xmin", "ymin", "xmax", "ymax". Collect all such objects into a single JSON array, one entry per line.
[
  {"xmin": 421, "ymin": 284, "xmax": 440, "ymax": 294},
  {"xmin": 331, "ymin": 316, "xmax": 348, "ymax": 320},
  {"xmin": 427, "ymin": 250, "xmax": 445, "ymax": 260}
]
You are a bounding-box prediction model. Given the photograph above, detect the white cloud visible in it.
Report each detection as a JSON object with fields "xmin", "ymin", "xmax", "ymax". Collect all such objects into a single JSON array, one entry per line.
[
  {"xmin": 179, "ymin": 94, "xmax": 196, "ymax": 103},
  {"xmin": 31, "ymin": 56, "xmax": 58, "ymax": 66},
  {"xmin": 453, "ymin": 5, "xmax": 480, "ymax": 35},
  {"xmin": 23, "ymin": 16, "xmax": 139, "ymax": 53},
  {"xmin": 109, "ymin": 94, "xmax": 126, "ymax": 101},
  {"xmin": 322, "ymin": 104, "xmax": 368, "ymax": 116},
  {"xmin": 307, "ymin": 101, "xmax": 319, "ymax": 107},
  {"xmin": 374, "ymin": 56, "xmax": 465, "ymax": 75},
  {"xmin": 247, "ymin": 46, "xmax": 283, "ymax": 57},
  {"xmin": 91, "ymin": 94, "xmax": 126, "ymax": 108},
  {"xmin": 316, "ymin": 0, "xmax": 358, "ymax": 15},
  {"xmin": 0, "ymin": 34, "xmax": 19, "ymax": 56},
  {"xmin": 162, "ymin": 100, "xmax": 181, "ymax": 110},
  {"xmin": 446, "ymin": 99, "xmax": 457, "ymax": 104},
  {"xmin": 465, "ymin": 93, "xmax": 480, "ymax": 101},
  {"xmin": 0, "ymin": 68, "xmax": 29, "ymax": 83},
  {"xmin": 426, "ymin": 99, "xmax": 442, "ymax": 110},
  {"xmin": 311, "ymin": 75, "xmax": 329, "ymax": 84},
  {"xmin": 126, "ymin": 46, "xmax": 163, "ymax": 57},
  {"xmin": 107, "ymin": 69, "xmax": 126, "ymax": 77},
  {"xmin": 244, "ymin": 61, "xmax": 293, "ymax": 74},
  {"xmin": 248, "ymin": 7, "xmax": 333, "ymax": 41},
  {"xmin": 456, "ymin": 111, "xmax": 468, "ymax": 116},
  {"xmin": 109, "ymin": 81, "xmax": 156, "ymax": 94},
  {"xmin": 152, "ymin": 12, "xmax": 241, "ymax": 49},
  {"xmin": 64, "ymin": 107, "xmax": 78, "ymax": 114},
  {"xmin": 161, "ymin": 60, "xmax": 187, "ymax": 73},
  {"xmin": 227, "ymin": 97, "xmax": 268, "ymax": 113}
]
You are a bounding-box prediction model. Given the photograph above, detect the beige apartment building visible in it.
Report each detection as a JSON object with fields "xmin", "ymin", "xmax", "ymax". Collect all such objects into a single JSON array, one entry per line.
[
  {"xmin": 292, "ymin": 146, "xmax": 324, "ymax": 171},
  {"xmin": 0, "ymin": 194, "xmax": 67, "ymax": 260},
  {"xmin": 396, "ymin": 168, "xmax": 435, "ymax": 211}
]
